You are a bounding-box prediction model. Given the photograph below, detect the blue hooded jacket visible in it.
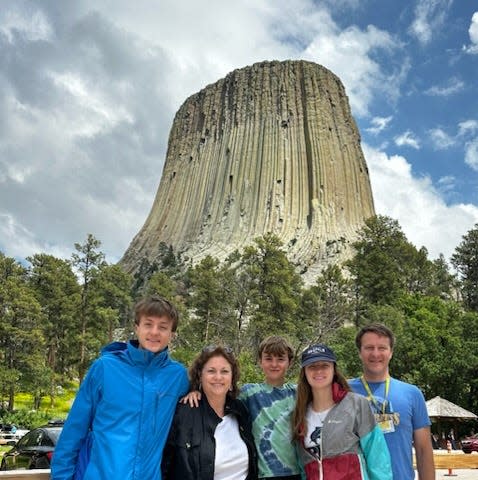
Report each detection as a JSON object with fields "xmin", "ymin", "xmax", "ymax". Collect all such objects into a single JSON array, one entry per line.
[{"xmin": 51, "ymin": 340, "xmax": 189, "ymax": 480}]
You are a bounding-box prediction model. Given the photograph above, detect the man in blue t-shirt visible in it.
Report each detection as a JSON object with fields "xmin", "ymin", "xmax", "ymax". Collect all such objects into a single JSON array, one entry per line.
[{"xmin": 349, "ymin": 323, "xmax": 435, "ymax": 480}]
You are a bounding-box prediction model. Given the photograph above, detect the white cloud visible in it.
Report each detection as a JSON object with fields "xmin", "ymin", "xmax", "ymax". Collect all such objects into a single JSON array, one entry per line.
[
  {"xmin": 458, "ymin": 120, "xmax": 478, "ymax": 136},
  {"xmin": 364, "ymin": 144, "xmax": 478, "ymax": 260},
  {"xmin": 409, "ymin": 0, "xmax": 453, "ymax": 45},
  {"xmin": 464, "ymin": 138, "xmax": 478, "ymax": 171},
  {"xmin": 427, "ymin": 121, "xmax": 478, "ymax": 171},
  {"xmin": 394, "ymin": 130, "xmax": 420, "ymax": 149},
  {"xmin": 0, "ymin": 7, "xmax": 53, "ymax": 43},
  {"xmin": 463, "ymin": 11, "xmax": 478, "ymax": 54},
  {"xmin": 322, "ymin": 0, "xmax": 362, "ymax": 8},
  {"xmin": 437, "ymin": 175, "xmax": 456, "ymax": 192},
  {"xmin": 366, "ymin": 116, "xmax": 393, "ymax": 135},
  {"xmin": 0, "ymin": 212, "xmax": 71, "ymax": 261},
  {"xmin": 425, "ymin": 77, "xmax": 464, "ymax": 96},
  {"xmin": 303, "ymin": 24, "xmax": 401, "ymax": 116},
  {"xmin": 429, "ymin": 128, "xmax": 455, "ymax": 149},
  {"xmin": 118, "ymin": 0, "xmax": 404, "ymax": 117},
  {"xmin": 49, "ymin": 71, "xmax": 134, "ymax": 138}
]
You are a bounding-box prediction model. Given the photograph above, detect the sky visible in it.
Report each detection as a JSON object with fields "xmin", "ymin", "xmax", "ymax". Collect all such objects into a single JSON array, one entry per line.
[{"xmin": 1, "ymin": 0, "xmax": 477, "ymax": 267}]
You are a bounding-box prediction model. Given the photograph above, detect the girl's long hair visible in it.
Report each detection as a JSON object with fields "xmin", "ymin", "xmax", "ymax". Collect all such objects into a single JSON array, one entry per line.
[{"xmin": 292, "ymin": 364, "xmax": 350, "ymax": 441}]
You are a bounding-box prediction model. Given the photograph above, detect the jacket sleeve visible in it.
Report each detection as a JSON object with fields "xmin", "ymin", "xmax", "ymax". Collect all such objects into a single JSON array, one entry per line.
[
  {"xmin": 179, "ymin": 368, "xmax": 189, "ymax": 398},
  {"xmin": 50, "ymin": 360, "xmax": 103, "ymax": 480},
  {"xmin": 359, "ymin": 424, "xmax": 393, "ymax": 480}
]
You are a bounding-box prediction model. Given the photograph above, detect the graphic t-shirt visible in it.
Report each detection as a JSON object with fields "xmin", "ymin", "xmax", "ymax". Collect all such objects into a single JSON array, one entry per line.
[
  {"xmin": 304, "ymin": 406, "xmax": 332, "ymax": 459},
  {"xmin": 239, "ymin": 382, "xmax": 300, "ymax": 477}
]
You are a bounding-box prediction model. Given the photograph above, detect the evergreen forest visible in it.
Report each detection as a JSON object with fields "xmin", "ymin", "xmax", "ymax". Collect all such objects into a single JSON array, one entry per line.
[{"xmin": 1, "ymin": 215, "xmax": 477, "ymax": 433}]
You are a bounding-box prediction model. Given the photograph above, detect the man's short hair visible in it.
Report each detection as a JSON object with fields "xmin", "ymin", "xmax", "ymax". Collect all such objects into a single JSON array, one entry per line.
[
  {"xmin": 134, "ymin": 295, "xmax": 179, "ymax": 331},
  {"xmin": 258, "ymin": 336, "xmax": 294, "ymax": 362},
  {"xmin": 355, "ymin": 323, "xmax": 395, "ymax": 350}
]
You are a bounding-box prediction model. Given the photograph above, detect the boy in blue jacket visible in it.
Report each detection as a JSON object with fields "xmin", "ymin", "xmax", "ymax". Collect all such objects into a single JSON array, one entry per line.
[{"xmin": 51, "ymin": 295, "xmax": 189, "ymax": 480}]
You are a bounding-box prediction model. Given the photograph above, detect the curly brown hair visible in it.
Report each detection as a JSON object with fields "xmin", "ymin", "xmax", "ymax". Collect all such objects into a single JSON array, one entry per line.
[{"xmin": 189, "ymin": 345, "xmax": 240, "ymax": 399}]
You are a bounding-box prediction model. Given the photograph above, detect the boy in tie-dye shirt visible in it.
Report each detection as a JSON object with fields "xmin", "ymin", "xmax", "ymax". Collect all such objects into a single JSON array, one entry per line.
[{"xmin": 239, "ymin": 336, "xmax": 301, "ymax": 480}]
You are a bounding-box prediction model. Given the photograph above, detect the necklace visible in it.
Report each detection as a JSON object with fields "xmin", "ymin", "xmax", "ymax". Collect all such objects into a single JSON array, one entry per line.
[
  {"xmin": 318, "ymin": 410, "xmax": 328, "ymax": 422},
  {"xmin": 313, "ymin": 406, "xmax": 331, "ymax": 423}
]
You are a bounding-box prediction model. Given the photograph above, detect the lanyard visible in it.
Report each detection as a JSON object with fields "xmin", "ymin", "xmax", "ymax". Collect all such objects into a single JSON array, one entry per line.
[{"xmin": 360, "ymin": 375, "xmax": 390, "ymax": 414}]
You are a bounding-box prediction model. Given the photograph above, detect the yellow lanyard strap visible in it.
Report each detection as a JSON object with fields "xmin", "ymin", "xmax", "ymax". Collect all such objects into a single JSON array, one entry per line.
[{"xmin": 360, "ymin": 375, "xmax": 389, "ymax": 414}]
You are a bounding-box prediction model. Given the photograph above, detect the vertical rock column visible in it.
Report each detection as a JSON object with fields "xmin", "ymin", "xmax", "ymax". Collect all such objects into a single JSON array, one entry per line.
[{"xmin": 121, "ymin": 60, "xmax": 375, "ymax": 277}]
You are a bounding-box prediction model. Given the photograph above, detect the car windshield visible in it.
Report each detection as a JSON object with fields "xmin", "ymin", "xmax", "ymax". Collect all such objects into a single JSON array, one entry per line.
[{"xmin": 48, "ymin": 428, "xmax": 62, "ymax": 443}]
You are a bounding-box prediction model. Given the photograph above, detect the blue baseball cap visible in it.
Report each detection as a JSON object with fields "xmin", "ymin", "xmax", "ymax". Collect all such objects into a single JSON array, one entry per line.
[{"xmin": 301, "ymin": 344, "xmax": 337, "ymax": 367}]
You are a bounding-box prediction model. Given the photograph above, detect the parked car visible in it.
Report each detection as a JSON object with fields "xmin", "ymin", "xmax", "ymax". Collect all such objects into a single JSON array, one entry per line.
[
  {"xmin": 0, "ymin": 424, "xmax": 29, "ymax": 446},
  {"xmin": 461, "ymin": 433, "xmax": 478, "ymax": 454},
  {"xmin": 0, "ymin": 421, "xmax": 63, "ymax": 470}
]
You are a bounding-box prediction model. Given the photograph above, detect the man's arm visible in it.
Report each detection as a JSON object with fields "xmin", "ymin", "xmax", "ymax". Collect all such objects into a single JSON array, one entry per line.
[{"xmin": 414, "ymin": 426, "xmax": 435, "ymax": 480}]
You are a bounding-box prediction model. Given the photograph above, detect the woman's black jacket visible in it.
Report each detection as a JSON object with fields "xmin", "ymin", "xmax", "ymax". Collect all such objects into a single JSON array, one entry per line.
[{"xmin": 161, "ymin": 394, "xmax": 258, "ymax": 480}]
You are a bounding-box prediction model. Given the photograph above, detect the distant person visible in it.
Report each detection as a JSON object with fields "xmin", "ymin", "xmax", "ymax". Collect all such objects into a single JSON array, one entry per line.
[
  {"xmin": 162, "ymin": 345, "xmax": 257, "ymax": 480},
  {"xmin": 292, "ymin": 343, "xmax": 392, "ymax": 480},
  {"xmin": 184, "ymin": 336, "xmax": 301, "ymax": 479},
  {"xmin": 51, "ymin": 295, "xmax": 189, "ymax": 480},
  {"xmin": 349, "ymin": 323, "xmax": 435, "ymax": 480},
  {"xmin": 447, "ymin": 428, "xmax": 457, "ymax": 449},
  {"xmin": 431, "ymin": 432, "xmax": 440, "ymax": 449}
]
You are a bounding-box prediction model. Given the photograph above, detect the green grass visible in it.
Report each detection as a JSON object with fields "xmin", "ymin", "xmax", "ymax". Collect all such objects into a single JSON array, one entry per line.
[
  {"xmin": 0, "ymin": 445, "xmax": 12, "ymax": 456},
  {"xmin": 1, "ymin": 382, "xmax": 79, "ymax": 429},
  {"xmin": 13, "ymin": 383, "xmax": 78, "ymax": 414}
]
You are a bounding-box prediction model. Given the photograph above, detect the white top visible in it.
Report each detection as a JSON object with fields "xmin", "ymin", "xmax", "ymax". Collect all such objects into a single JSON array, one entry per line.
[
  {"xmin": 214, "ymin": 414, "xmax": 248, "ymax": 480},
  {"xmin": 304, "ymin": 406, "xmax": 332, "ymax": 453}
]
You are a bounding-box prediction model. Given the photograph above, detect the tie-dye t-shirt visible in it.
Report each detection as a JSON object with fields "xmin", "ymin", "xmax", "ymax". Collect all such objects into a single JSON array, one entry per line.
[{"xmin": 239, "ymin": 382, "xmax": 300, "ymax": 478}]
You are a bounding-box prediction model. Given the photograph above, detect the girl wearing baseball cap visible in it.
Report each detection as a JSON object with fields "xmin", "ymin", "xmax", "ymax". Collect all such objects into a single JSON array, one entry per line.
[{"xmin": 292, "ymin": 344, "xmax": 392, "ymax": 479}]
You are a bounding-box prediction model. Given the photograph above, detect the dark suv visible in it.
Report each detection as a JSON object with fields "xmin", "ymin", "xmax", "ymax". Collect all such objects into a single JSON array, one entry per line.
[{"xmin": 461, "ymin": 433, "xmax": 478, "ymax": 454}]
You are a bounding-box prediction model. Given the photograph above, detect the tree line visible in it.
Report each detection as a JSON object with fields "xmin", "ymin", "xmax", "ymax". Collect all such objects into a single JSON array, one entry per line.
[{"xmin": 1, "ymin": 216, "xmax": 477, "ymax": 420}]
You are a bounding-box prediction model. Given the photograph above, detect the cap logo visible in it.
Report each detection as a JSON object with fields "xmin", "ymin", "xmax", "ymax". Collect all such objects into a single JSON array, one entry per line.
[
  {"xmin": 301, "ymin": 343, "xmax": 336, "ymax": 367},
  {"xmin": 307, "ymin": 345, "xmax": 326, "ymax": 354}
]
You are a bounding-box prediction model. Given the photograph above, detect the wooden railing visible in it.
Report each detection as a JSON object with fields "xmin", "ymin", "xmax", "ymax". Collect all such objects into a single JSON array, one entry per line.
[
  {"xmin": 413, "ymin": 451, "xmax": 478, "ymax": 470},
  {"xmin": 0, "ymin": 471, "xmax": 49, "ymax": 479},
  {"xmin": 0, "ymin": 452, "xmax": 476, "ymax": 478},
  {"xmin": 432, "ymin": 452, "xmax": 478, "ymax": 469}
]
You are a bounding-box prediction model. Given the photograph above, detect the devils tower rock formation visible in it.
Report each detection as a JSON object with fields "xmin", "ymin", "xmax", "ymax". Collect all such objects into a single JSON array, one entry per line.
[{"xmin": 121, "ymin": 60, "xmax": 375, "ymax": 281}]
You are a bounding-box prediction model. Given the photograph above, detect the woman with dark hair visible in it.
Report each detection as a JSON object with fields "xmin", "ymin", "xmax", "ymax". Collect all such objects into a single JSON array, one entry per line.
[
  {"xmin": 292, "ymin": 344, "xmax": 392, "ymax": 480},
  {"xmin": 162, "ymin": 345, "xmax": 258, "ymax": 480}
]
